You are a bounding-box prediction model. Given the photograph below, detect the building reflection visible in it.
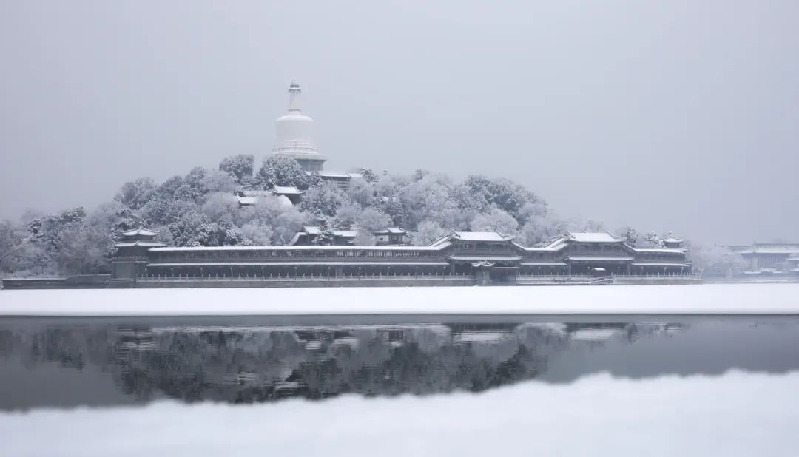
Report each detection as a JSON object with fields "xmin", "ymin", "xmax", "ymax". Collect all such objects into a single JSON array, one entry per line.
[{"xmin": 0, "ymin": 321, "xmax": 688, "ymax": 406}]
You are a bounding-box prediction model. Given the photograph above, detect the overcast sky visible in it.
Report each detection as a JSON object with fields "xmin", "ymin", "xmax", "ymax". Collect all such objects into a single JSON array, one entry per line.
[{"xmin": 1, "ymin": 1, "xmax": 797, "ymax": 244}]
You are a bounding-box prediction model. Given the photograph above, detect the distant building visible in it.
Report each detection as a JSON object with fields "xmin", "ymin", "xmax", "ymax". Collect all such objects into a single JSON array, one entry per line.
[
  {"xmin": 372, "ymin": 228, "xmax": 408, "ymax": 246},
  {"xmin": 234, "ymin": 188, "xmax": 298, "ymax": 207},
  {"xmin": 271, "ymin": 82, "xmax": 359, "ymax": 190},
  {"xmin": 289, "ymin": 226, "xmax": 357, "ymax": 246},
  {"xmin": 731, "ymin": 242, "xmax": 799, "ymax": 272}
]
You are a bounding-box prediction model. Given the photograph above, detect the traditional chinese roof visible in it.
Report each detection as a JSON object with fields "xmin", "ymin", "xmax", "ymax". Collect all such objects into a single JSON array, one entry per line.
[
  {"xmin": 373, "ymin": 227, "xmax": 407, "ymax": 235},
  {"xmin": 115, "ymin": 241, "xmax": 165, "ymax": 248},
  {"xmin": 450, "ymin": 256, "xmax": 522, "ymax": 262},
  {"xmin": 567, "ymin": 232, "xmax": 621, "ymax": 243},
  {"xmin": 632, "ymin": 247, "xmax": 686, "ymax": 254},
  {"xmin": 272, "ymin": 185, "xmax": 303, "ymax": 195},
  {"xmin": 237, "ymin": 196, "xmax": 258, "ymax": 206},
  {"xmin": 567, "ymin": 256, "xmax": 634, "ymax": 262},
  {"xmin": 147, "ymin": 261, "xmax": 449, "ymax": 267},
  {"xmin": 736, "ymin": 245, "xmax": 799, "ymax": 255},
  {"xmin": 631, "ymin": 262, "xmax": 690, "ymax": 267},
  {"xmin": 122, "ymin": 228, "xmax": 157, "ymax": 237},
  {"xmin": 451, "ymin": 232, "xmax": 514, "ymax": 242}
]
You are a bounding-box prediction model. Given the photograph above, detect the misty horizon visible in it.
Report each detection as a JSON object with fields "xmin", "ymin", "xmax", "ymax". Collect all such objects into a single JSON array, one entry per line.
[{"xmin": 2, "ymin": 1, "xmax": 797, "ymax": 245}]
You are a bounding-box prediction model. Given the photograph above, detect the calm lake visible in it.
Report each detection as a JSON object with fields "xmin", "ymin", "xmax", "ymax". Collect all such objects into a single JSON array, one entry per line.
[{"xmin": 2, "ymin": 315, "xmax": 798, "ymax": 410}]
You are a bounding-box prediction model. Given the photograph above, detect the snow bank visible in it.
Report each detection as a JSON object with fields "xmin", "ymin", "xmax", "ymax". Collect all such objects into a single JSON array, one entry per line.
[
  {"xmin": 1, "ymin": 283, "xmax": 798, "ymax": 316},
  {"xmin": 2, "ymin": 372, "xmax": 797, "ymax": 457}
]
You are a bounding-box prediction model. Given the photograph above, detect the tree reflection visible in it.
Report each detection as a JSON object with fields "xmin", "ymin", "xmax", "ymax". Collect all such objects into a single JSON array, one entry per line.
[{"xmin": 0, "ymin": 321, "xmax": 685, "ymax": 405}]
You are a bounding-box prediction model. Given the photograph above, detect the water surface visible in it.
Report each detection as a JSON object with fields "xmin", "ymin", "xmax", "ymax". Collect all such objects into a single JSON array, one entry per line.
[{"xmin": 2, "ymin": 316, "xmax": 797, "ymax": 410}]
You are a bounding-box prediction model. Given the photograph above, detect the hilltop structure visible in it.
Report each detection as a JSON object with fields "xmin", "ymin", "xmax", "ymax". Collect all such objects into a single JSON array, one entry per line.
[
  {"xmin": 270, "ymin": 82, "xmax": 360, "ymax": 190},
  {"xmin": 272, "ymin": 82, "xmax": 326, "ymax": 173}
]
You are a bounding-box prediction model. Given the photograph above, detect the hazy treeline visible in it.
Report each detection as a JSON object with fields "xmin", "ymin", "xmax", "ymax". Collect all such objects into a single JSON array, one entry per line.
[{"xmin": 0, "ymin": 154, "xmax": 737, "ymax": 277}]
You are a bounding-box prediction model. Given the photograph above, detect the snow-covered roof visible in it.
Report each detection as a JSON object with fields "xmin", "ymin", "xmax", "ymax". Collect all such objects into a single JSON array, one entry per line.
[
  {"xmin": 272, "ymin": 185, "xmax": 302, "ymax": 195},
  {"xmin": 452, "ymin": 232, "xmax": 513, "ymax": 242},
  {"xmin": 276, "ymin": 195, "xmax": 293, "ymax": 207},
  {"xmin": 147, "ymin": 261, "xmax": 450, "ymax": 267},
  {"xmin": 631, "ymin": 262, "xmax": 690, "ymax": 267},
  {"xmin": 737, "ymin": 245, "xmax": 799, "ymax": 255},
  {"xmin": 519, "ymin": 262, "xmax": 567, "ymax": 267},
  {"xmin": 374, "ymin": 227, "xmax": 407, "ymax": 235},
  {"xmin": 303, "ymin": 226, "xmax": 321, "ymax": 235},
  {"xmin": 122, "ymin": 228, "xmax": 157, "ymax": 237},
  {"xmin": 318, "ymin": 171, "xmax": 355, "ymax": 179},
  {"xmin": 114, "ymin": 241, "xmax": 165, "ymax": 248},
  {"xmin": 519, "ymin": 239, "xmax": 568, "ymax": 252},
  {"xmin": 449, "ymin": 256, "xmax": 522, "ymax": 262},
  {"xmin": 237, "ymin": 196, "xmax": 258, "ymax": 206},
  {"xmin": 567, "ymin": 256, "xmax": 634, "ymax": 262},
  {"xmin": 567, "ymin": 232, "xmax": 621, "ymax": 243},
  {"xmin": 239, "ymin": 190, "xmax": 272, "ymax": 197},
  {"xmin": 333, "ymin": 231, "xmax": 357, "ymax": 238},
  {"xmin": 150, "ymin": 245, "xmax": 445, "ymax": 252},
  {"xmin": 632, "ymin": 248, "xmax": 686, "ymax": 254}
]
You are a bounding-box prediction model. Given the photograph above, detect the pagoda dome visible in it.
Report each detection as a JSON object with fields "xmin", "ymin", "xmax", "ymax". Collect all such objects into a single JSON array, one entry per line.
[{"xmin": 272, "ymin": 82, "xmax": 320, "ymax": 156}]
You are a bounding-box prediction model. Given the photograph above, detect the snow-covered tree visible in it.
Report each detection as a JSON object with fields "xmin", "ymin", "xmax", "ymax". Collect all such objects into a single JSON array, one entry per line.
[
  {"xmin": 470, "ymin": 207, "xmax": 519, "ymax": 235},
  {"xmin": 202, "ymin": 170, "xmax": 238, "ymax": 194},
  {"xmin": 299, "ymin": 181, "xmax": 345, "ymax": 218},
  {"xmin": 240, "ymin": 221, "xmax": 274, "ymax": 246},
  {"xmin": 219, "ymin": 154, "xmax": 254, "ymax": 184},
  {"xmin": 412, "ymin": 221, "xmax": 449, "ymax": 246},
  {"xmin": 462, "ymin": 175, "xmax": 542, "ymax": 222},
  {"xmin": 255, "ymin": 156, "xmax": 309, "ymax": 190},
  {"xmin": 689, "ymin": 244, "xmax": 747, "ymax": 277},
  {"xmin": 115, "ymin": 177, "xmax": 156, "ymax": 210}
]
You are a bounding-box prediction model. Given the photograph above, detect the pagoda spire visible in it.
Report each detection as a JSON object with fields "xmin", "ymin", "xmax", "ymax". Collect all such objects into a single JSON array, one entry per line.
[{"xmin": 288, "ymin": 81, "xmax": 301, "ymax": 112}]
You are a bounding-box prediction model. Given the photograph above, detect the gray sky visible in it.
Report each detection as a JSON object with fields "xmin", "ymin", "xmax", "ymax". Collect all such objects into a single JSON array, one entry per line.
[{"xmin": 1, "ymin": 0, "xmax": 797, "ymax": 244}]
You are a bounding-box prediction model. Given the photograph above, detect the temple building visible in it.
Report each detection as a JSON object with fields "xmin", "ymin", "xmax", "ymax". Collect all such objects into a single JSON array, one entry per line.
[
  {"xmin": 289, "ymin": 226, "xmax": 357, "ymax": 246},
  {"xmin": 372, "ymin": 228, "xmax": 408, "ymax": 246},
  {"xmin": 731, "ymin": 242, "xmax": 799, "ymax": 273},
  {"xmin": 272, "ymin": 82, "xmax": 326, "ymax": 173},
  {"xmin": 111, "ymin": 230, "xmax": 693, "ymax": 286},
  {"xmin": 270, "ymin": 82, "xmax": 360, "ymax": 190}
]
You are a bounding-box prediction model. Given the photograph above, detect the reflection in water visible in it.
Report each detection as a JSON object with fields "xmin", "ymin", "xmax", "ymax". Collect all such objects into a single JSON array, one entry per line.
[{"xmin": 0, "ymin": 318, "xmax": 797, "ymax": 410}]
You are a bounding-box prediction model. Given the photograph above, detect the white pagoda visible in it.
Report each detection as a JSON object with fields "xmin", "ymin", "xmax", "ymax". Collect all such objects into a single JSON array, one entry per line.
[{"xmin": 272, "ymin": 82, "xmax": 326, "ymax": 173}]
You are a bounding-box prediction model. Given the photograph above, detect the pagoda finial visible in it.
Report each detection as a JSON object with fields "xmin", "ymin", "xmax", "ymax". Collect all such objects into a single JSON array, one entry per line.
[{"xmin": 288, "ymin": 81, "xmax": 301, "ymax": 112}]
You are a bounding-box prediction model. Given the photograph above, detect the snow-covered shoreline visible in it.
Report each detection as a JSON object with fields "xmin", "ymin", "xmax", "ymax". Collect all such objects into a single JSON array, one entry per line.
[{"xmin": 1, "ymin": 283, "xmax": 798, "ymax": 316}]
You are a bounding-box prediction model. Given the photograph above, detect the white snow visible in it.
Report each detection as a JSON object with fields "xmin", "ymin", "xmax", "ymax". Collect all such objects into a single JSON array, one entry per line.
[
  {"xmin": 630, "ymin": 262, "xmax": 691, "ymax": 267},
  {"xmin": 449, "ymin": 256, "xmax": 522, "ymax": 262},
  {"xmin": 631, "ymin": 247, "xmax": 687, "ymax": 254},
  {"xmin": 567, "ymin": 256, "xmax": 634, "ymax": 262},
  {"xmin": 453, "ymin": 331, "xmax": 509, "ymax": 343},
  {"xmin": 1, "ymin": 372, "xmax": 797, "ymax": 457},
  {"xmin": 452, "ymin": 231, "xmax": 512, "ymax": 241},
  {"xmin": 568, "ymin": 232, "xmax": 621, "ymax": 243},
  {"xmin": 149, "ymin": 244, "xmax": 444, "ymax": 252},
  {"xmin": 121, "ymin": 228, "xmax": 157, "ymax": 237},
  {"xmin": 272, "ymin": 185, "xmax": 302, "ymax": 195},
  {"xmin": 236, "ymin": 196, "xmax": 258, "ymax": 206},
  {"xmin": 571, "ymin": 328, "xmax": 622, "ymax": 341},
  {"xmin": 1, "ymin": 284, "xmax": 798, "ymax": 316}
]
